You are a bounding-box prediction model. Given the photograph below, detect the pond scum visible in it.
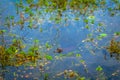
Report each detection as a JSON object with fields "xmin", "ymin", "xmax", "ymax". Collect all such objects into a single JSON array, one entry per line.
[{"xmin": 0, "ymin": 0, "xmax": 120, "ymax": 80}]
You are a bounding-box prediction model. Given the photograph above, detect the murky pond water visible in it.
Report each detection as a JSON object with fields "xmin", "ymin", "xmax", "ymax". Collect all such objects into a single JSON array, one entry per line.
[{"xmin": 0, "ymin": 0, "xmax": 120, "ymax": 80}]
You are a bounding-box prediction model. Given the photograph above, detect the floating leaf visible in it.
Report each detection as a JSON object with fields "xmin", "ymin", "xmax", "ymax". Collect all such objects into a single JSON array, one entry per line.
[
  {"xmin": 29, "ymin": 11, "xmax": 34, "ymax": 16},
  {"xmin": 67, "ymin": 52, "xmax": 74, "ymax": 57},
  {"xmin": 40, "ymin": 28, "xmax": 43, "ymax": 32},
  {"xmin": 0, "ymin": 30, "xmax": 6, "ymax": 34},
  {"xmin": 10, "ymin": 16, "xmax": 14, "ymax": 20},
  {"xmin": 8, "ymin": 33, "xmax": 16, "ymax": 37},
  {"xmin": 28, "ymin": 51, "xmax": 34, "ymax": 56},
  {"xmin": 20, "ymin": 51, "xmax": 26, "ymax": 55},
  {"xmin": 84, "ymin": 19, "xmax": 88, "ymax": 24},
  {"xmin": 76, "ymin": 54, "xmax": 81, "ymax": 57},
  {"xmin": 34, "ymin": 39, "xmax": 39, "ymax": 43},
  {"xmin": 28, "ymin": 21, "xmax": 33, "ymax": 28},
  {"xmin": 24, "ymin": 7, "xmax": 31, "ymax": 13},
  {"xmin": 110, "ymin": 11, "xmax": 115, "ymax": 16},
  {"xmin": 12, "ymin": 39, "xmax": 17, "ymax": 43},
  {"xmin": 34, "ymin": 47, "xmax": 39, "ymax": 51},
  {"xmin": 45, "ymin": 42, "xmax": 52, "ymax": 49},
  {"xmin": 96, "ymin": 66, "xmax": 103, "ymax": 71},
  {"xmin": 114, "ymin": 32, "xmax": 120, "ymax": 36},
  {"xmin": 88, "ymin": 15, "xmax": 95, "ymax": 20},
  {"xmin": 26, "ymin": 0, "xmax": 33, "ymax": 4},
  {"xmin": 90, "ymin": 20, "xmax": 94, "ymax": 24},
  {"xmin": 76, "ymin": 77, "xmax": 85, "ymax": 80},
  {"xmin": 74, "ymin": 17, "xmax": 79, "ymax": 20},
  {"xmin": 97, "ymin": 33, "xmax": 107, "ymax": 40},
  {"xmin": 80, "ymin": 60, "xmax": 85, "ymax": 63},
  {"xmin": 98, "ymin": 22, "xmax": 104, "ymax": 26},
  {"xmin": 85, "ymin": 24, "xmax": 90, "ymax": 29},
  {"xmin": 45, "ymin": 55, "xmax": 53, "ymax": 60},
  {"xmin": 2, "ymin": 30, "xmax": 6, "ymax": 32},
  {"xmin": 100, "ymin": 33, "xmax": 107, "ymax": 37},
  {"xmin": 44, "ymin": 73, "xmax": 49, "ymax": 80}
]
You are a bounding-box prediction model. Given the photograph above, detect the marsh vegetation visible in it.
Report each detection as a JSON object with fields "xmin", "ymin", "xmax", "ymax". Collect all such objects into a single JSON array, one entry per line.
[{"xmin": 0, "ymin": 0, "xmax": 120, "ymax": 80}]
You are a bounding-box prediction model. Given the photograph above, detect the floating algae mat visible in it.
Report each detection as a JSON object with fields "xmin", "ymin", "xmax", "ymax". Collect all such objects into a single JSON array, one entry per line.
[{"xmin": 0, "ymin": 0, "xmax": 120, "ymax": 80}]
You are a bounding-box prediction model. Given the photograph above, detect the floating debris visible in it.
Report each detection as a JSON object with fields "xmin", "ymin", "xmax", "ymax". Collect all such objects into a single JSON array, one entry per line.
[
  {"xmin": 29, "ymin": 66, "xmax": 34, "ymax": 69},
  {"xmin": 24, "ymin": 74, "xmax": 29, "ymax": 78},
  {"xmin": 54, "ymin": 48, "xmax": 63, "ymax": 53},
  {"xmin": 56, "ymin": 69, "xmax": 78, "ymax": 79},
  {"xmin": 112, "ymin": 70, "xmax": 120, "ymax": 76}
]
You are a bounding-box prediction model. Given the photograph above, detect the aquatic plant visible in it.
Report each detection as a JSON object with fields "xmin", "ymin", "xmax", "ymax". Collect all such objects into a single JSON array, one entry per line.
[
  {"xmin": 0, "ymin": 0, "xmax": 120, "ymax": 80},
  {"xmin": 0, "ymin": 46, "xmax": 6, "ymax": 60},
  {"xmin": 44, "ymin": 73, "xmax": 49, "ymax": 80},
  {"xmin": 106, "ymin": 38, "xmax": 120, "ymax": 54},
  {"xmin": 56, "ymin": 69, "xmax": 87, "ymax": 80},
  {"xmin": 0, "ymin": 30, "xmax": 6, "ymax": 46},
  {"xmin": 97, "ymin": 33, "xmax": 107, "ymax": 40},
  {"xmin": 76, "ymin": 77, "xmax": 86, "ymax": 80},
  {"xmin": 96, "ymin": 66, "xmax": 107, "ymax": 80},
  {"xmin": 45, "ymin": 55, "xmax": 53, "ymax": 60},
  {"xmin": 12, "ymin": 0, "xmax": 120, "ymax": 28},
  {"xmin": 80, "ymin": 60, "xmax": 88, "ymax": 73},
  {"xmin": 0, "ymin": 41, "xmax": 40, "ymax": 67},
  {"xmin": 45, "ymin": 42, "xmax": 52, "ymax": 50},
  {"xmin": 106, "ymin": 38, "xmax": 120, "ymax": 60},
  {"xmin": 0, "ymin": 30, "xmax": 6, "ymax": 35},
  {"xmin": 96, "ymin": 66, "xmax": 103, "ymax": 72},
  {"xmin": 114, "ymin": 32, "xmax": 120, "ymax": 36}
]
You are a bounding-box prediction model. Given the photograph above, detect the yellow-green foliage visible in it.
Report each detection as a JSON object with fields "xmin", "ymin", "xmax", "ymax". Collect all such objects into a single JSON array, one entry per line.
[
  {"xmin": 0, "ymin": 45, "xmax": 39, "ymax": 66},
  {"xmin": 107, "ymin": 39, "xmax": 120, "ymax": 54},
  {"xmin": 0, "ymin": 46, "xmax": 6, "ymax": 59}
]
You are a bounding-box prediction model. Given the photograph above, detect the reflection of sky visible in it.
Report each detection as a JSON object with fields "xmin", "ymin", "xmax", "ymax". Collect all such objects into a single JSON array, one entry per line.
[{"xmin": 0, "ymin": 0, "xmax": 120, "ymax": 79}]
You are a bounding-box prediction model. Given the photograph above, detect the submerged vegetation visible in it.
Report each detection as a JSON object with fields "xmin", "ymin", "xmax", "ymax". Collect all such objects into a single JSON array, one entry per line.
[
  {"xmin": 0, "ymin": 0, "xmax": 120, "ymax": 80},
  {"xmin": 0, "ymin": 42, "xmax": 40, "ymax": 67},
  {"xmin": 107, "ymin": 39, "xmax": 120, "ymax": 54},
  {"xmin": 106, "ymin": 38, "xmax": 120, "ymax": 60},
  {"xmin": 3, "ymin": 0, "xmax": 118, "ymax": 29}
]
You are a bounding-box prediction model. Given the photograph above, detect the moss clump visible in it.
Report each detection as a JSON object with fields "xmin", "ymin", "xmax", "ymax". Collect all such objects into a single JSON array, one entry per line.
[{"xmin": 106, "ymin": 39, "xmax": 120, "ymax": 54}]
